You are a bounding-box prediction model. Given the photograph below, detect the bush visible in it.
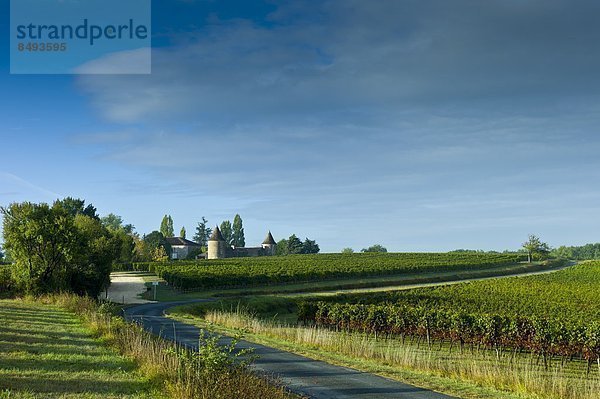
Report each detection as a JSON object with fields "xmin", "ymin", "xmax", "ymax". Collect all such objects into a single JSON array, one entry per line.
[{"xmin": 0, "ymin": 265, "xmax": 14, "ymax": 295}]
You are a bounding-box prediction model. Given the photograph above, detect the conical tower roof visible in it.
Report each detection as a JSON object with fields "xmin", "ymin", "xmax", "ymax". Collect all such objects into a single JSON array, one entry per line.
[
  {"xmin": 209, "ymin": 226, "xmax": 225, "ymax": 242},
  {"xmin": 262, "ymin": 231, "xmax": 276, "ymax": 245}
]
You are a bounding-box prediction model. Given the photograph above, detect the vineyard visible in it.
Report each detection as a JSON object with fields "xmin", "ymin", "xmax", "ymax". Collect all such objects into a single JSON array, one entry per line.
[
  {"xmin": 298, "ymin": 261, "xmax": 600, "ymax": 371},
  {"xmin": 134, "ymin": 252, "xmax": 524, "ymax": 290}
]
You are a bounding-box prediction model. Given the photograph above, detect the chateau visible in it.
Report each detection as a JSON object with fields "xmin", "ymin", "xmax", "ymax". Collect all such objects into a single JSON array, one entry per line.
[{"xmin": 208, "ymin": 226, "xmax": 276, "ymax": 259}]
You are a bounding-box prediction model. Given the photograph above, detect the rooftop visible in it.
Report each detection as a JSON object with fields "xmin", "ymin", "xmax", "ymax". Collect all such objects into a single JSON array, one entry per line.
[
  {"xmin": 165, "ymin": 237, "xmax": 201, "ymax": 247},
  {"xmin": 209, "ymin": 226, "xmax": 225, "ymax": 242},
  {"xmin": 262, "ymin": 231, "xmax": 276, "ymax": 245}
]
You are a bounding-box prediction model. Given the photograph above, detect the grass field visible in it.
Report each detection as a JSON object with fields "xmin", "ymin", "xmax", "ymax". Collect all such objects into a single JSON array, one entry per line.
[{"xmin": 0, "ymin": 300, "xmax": 159, "ymax": 399}]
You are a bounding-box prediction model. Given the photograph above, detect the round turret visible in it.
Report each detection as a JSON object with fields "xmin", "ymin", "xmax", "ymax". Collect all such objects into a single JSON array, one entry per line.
[
  {"xmin": 261, "ymin": 231, "xmax": 276, "ymax": 256},
  {"xmin": 208, "ymin": 226, "xmax": 227, "ymax": 259}
]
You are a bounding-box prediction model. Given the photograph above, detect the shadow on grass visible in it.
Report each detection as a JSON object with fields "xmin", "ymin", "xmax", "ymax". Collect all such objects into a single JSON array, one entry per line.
[
  {"xmin": 0, "ymin": 355, "xmax": 137, "ymax": 374},
  {"xmin": 0, "ymin": 312, "xmax": 80, "ymax": 326},
  {"xmin": 0, "ymin": 326, "xmax": 91, "ymax": 342},
  {"xmin": 0, "ymin": 332, "xmax": 98, "ymax": 348},
  {"xmin": 0, "ymin": 374, "xmax": 148, "ymax": 395},
  {"xmin": 0, "ymin": 340, "xmax": 110, "ymax": 357}
]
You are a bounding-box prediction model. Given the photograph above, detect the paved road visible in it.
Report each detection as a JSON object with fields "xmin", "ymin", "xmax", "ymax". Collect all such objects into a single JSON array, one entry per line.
[
  {"xmin": 125, "ymin": 301, "xmax": 456, "ymax": 399},
  {"xmin": 104, "ymin": 272, "xmax": 155, "ymax": 304}
]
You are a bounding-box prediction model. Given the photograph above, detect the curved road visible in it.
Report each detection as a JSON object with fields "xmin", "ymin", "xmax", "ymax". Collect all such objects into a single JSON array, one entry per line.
[{"xmin": 125, "ymin": 301, "xmax": 455, "ymax": 399}]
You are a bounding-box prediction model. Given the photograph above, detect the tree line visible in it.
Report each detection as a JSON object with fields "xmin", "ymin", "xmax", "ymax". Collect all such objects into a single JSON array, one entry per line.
[{"xmin": 551, "ymin": 242, "xmax": 600, "ymax": 260}]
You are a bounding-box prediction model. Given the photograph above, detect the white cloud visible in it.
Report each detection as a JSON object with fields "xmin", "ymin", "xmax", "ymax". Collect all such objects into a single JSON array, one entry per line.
[
  {"xmin": 70, "ymin": 1, "xmax": 600, "ymax": 250},
  {"xmin": 73, "ymin": 47, "xmax": 151, "ymax": 75}
]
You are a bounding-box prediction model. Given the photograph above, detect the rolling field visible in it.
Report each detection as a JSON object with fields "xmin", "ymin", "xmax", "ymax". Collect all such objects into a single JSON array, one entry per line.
[
  {"xmin": 136, "ymin": 252, "xmax": 525, "ymax": 291},
  {"xmin": 0, "ymin": 300, "xmax": 158, "ymax": 399},
  {"xmin": 300, "ymin": 261, "xmax": 600, "ymax": 366},
  {"xmin": 170, "ymin": 261, "xmax": 600, "ymax": 399}
]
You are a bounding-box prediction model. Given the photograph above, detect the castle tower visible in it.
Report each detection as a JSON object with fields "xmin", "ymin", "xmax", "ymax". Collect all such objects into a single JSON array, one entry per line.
[
  {"xmin": 208, "ymin": 226, "xmax": 227, "ymax": 259},
  {"xmin": 261, "ymin": 231, "xmax": 276, "ymax": 256}
]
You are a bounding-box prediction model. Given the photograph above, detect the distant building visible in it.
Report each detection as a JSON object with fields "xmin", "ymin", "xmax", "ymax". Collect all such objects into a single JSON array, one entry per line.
[
  {"xmin": 165, "ymin": 237, "xmax": 201, "ymax": 260},
  {"xmin": 207, "ymin": 226, "xmax": 276, "ymax": 259}
]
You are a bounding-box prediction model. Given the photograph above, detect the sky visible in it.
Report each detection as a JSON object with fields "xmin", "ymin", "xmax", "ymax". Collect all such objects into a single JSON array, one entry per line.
[{"xmin": 1, "ymin": 0, "xmax": 600, "ymax": 252}]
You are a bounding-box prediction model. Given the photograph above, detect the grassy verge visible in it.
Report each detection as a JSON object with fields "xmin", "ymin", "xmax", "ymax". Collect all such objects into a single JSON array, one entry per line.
[
  {"xmin": 145, "ymin": 261, "xmax": 560, "ymax": 302},
  {"xmin": 0, "ymin": 295, "xmax": 297, "ymax": 399},
  {"xmin": 168, "ymin": 307, "xmax": 598, "ymax": 399},
  {"xmin": 0, "ymin": 298, "xmax": 160, "ymax": 399}
]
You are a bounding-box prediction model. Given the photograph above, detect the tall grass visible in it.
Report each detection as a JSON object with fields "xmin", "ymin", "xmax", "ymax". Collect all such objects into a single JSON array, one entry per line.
[
  {"xmin": 205, "ymin": 308, "xmax": 600, "ymax": 399},
  {"xmin": 33, "ymin": 294, "xmax": 295, "ymax": 399}
]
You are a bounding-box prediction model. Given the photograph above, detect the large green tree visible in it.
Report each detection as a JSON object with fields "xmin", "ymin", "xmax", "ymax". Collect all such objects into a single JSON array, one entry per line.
[
  {"xmin": 100, "ymin": 213, "xmax": 135, "ymax": 264},
  {"xmin": 361, "ymin": 244, "xmax": 388, "ymax": 253},
  {"xmin": 301, "ymin": 238, "xmax": 320, "ymax": 254},
  {"xmin": 193, "ymin": 217, "xmax": 212, "ymax": 248},
  {"xmin": 275, "ymin": 235, "xmax": 320, "ymax": 255},
  {"xmin": 275, "ymin": 238, "xmax": 289, "ymax": 256},
  {"xmin": 160, "ymin": 215, "xmax": 174, "ymax": 237},
  {"xmin": 2, "ymin": 202, "xmax": 76, "ymax": 293},
  {"xmin": 1, "ymin": 200, "xmax": 119, "ymax": 296},
  {"xmin": 522, "ymin": 234, "xmax": 550, "ymax": 263},
  {"xmin": 70, "ymin": 214, "xmax": 120, "ymax": 297},
  {"xmin": 143, "ymin": 230, "xmax": 171, "ymax": 258},
  {"xmin": 287, "ymin": 234, "xmax": 303, "ymax": 254},
  {"xmin": 101, "ymin": 213, "xmax": 135, "ymax": 234},
  {"xmin": 55, "ymin": 197, "xmax": 99, "ymax": 219},
  {"xmin": 220, "ymin": 220, "xmax": 233, "ymax": 245},
  {"xmin": 232, "ymin": 214, "xmax": 245, "ymax": 247},
  {"xmin": 180, "ymin": 226, "xmax": 187, "ymax": 239}
]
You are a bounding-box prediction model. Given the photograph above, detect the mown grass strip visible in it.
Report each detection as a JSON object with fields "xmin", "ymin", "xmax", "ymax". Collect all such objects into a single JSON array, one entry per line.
[{"xmin": 0, "ymin": 299, "xmax": 158, "ymax": 399}]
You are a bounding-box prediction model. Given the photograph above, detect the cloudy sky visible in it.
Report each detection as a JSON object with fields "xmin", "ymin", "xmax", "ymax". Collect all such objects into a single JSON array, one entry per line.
[{"xmin": 1, "ymin": 0, "xmax": 600, "ymax": 252}]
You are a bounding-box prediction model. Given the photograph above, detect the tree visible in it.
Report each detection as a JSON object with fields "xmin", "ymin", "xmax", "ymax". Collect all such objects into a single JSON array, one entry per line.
[
  {"xmin": 193, "ymin": 217, "xmax": 212, "ymax": 248},
  {"xmin": 287, "ymin": 234, "xmax": 303, "ymax": 254},
  {"xmin": 1, "ymin": 200, "xmax": 117, "ymax": 296},
  {"xmin": 101, "ymin": 213, "xmax": 135, "ymax": 234},
  {"xmin": 0, "ymin": 244, "xmax": 13, "ymax": 264},
  {"xmin": 132, "ymin": 236, "xmax": 152, "ymax": 262},
  {"xmin": 101, "ymin": 213, "xmax": 124, "ymax": 231},
  {"xmin": 341, "ymin": 247, "xmax": 354, "ymax": 254},
  {"xmin": 180, "ymin": 226, "xmax": 187, "ymax": 239},
  {"xmin": 232, "ymin": 214, "xmax": 245, "ymax": 247},
  {"xmin": 220, "ymin": 220, "xmax": 233, "ymax": 245},
  {"xmin": 522, "ymin": 234, "xmax": 550, "ymax": 263},
  {"xmin": 160, "ymin": 215, "xmax": 174, "ymax": 237},
  {"xmin": 361, "ymin": 244, "xmax": 388, "ymax": 253},
  {"xmin": 99, "ymin": 213, "xmax": 135, "ymax": 264},
  {"xmin": 143, "ymin": 231, "xmax": 171, "ymax": 258},
  {"xmin": 71, "ymin": 214, "xmax": 119, "ymax": 297},
  {"xmin": 276, "ymin": 239, "xmax": 289, "ymax": 256},
  {"xmin": 301, "ymin": 238, "xmax": 320, "ymax": 254},
  {"xmin": 275, "ymin": 235, "xmax": 319, "ymax": 255},
  {"xmin": 152, "ymin": 246, "xmax": 169, "ymax": 262},
  {"xmin": 2, "ymin": 202, "xmax": 77, "ymax": 293},
  {"xmin": 54, "ymin": 197, "xmax": 98, "ymax": 219}
]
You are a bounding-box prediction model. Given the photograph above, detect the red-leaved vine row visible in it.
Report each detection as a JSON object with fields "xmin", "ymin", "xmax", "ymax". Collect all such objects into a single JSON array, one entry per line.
[{"xmin": 298, "ymin": 301, "xmax": 600, "ymax": 371}]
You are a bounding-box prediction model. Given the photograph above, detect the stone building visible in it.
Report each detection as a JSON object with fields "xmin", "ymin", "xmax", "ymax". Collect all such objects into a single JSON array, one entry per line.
[
  {"xmin": 207, "ymin": 226, "xmax": 276, "ymax": 259},
  {"xmin": 165, "ymin": 237, "xmax": 201, "ymax": 260}
]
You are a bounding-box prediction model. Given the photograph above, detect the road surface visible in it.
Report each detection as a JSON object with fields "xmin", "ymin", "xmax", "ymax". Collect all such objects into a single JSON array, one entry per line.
[
  {"xmin": 125, "ymin": 301, "xmax": 456, "ymax": 399},
  {"xmin": 104, "ymin": 272, "xmax": 154, "ymax": 304}
]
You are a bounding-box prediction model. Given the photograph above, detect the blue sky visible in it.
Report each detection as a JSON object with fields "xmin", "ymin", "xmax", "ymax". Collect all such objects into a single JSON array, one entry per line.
[{"xmin": 1, "ymin": 0, "xmax": 600, "ymax": 252}]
